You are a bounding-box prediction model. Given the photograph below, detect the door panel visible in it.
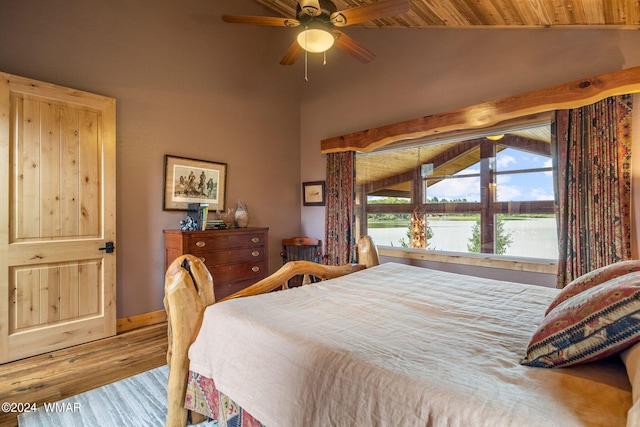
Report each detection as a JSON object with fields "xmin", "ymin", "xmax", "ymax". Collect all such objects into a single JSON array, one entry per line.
[
  {"xmin": 12, "ymin": 96, "xmax": 102, "ymax": 241},
  {"xmin": 0, "ymin": 73, "xmax": 116, "ymax": 363},
  {"xmin": 10, "ymin": 260, "xmax": 102, "ymax": 332}
]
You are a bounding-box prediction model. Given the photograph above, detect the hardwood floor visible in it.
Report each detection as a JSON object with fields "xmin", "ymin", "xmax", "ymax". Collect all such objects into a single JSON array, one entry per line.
[{"xmin": 0, "ymin": 322, "xmax": 168, "ymax": 427}]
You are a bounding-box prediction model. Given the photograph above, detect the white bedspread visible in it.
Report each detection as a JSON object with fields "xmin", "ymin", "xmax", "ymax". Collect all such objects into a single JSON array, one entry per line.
[{"xmin": 188, "ymin": 262, "xmax": 632, "ymax": 427}]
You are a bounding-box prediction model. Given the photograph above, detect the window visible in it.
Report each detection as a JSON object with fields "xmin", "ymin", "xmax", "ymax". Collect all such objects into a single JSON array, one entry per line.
[{"xmin": 355, "ymin": 119, "xmax": 558, "ymax": 260}]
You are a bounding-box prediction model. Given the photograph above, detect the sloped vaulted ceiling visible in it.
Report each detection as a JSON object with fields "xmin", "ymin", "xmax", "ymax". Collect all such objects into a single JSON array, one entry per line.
[{"xmin": 250, "ymin": 0, "xmax": 640, "ymax": 29}]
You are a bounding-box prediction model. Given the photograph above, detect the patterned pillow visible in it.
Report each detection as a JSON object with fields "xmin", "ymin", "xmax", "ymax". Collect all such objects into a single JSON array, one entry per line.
[
  {"xmin": 522, "ymin": 272, "xmax": 640, "ymax": 368},
  {"xmin": 546, "ymin": 260, "xmax": 640, "ymax": 315}
]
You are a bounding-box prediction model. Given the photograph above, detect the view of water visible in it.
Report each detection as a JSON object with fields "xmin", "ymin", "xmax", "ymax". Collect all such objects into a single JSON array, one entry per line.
[{"xmin": 368, "ymin": 218, "xmax": 558, "ymax": 259}]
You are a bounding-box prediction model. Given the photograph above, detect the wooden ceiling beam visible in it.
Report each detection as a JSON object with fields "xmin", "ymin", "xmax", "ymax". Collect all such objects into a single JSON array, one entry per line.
[
  {"xmin": 427, "ymin": 138, "xmax": 481, "ymax": 168},
  {"xmin": 497, "ymin": 135, "xmax": 550, "ymax": 156},
  {"xmin": 321, "ymin": 66, "xmax": 640, "ymax": 154},
  {"xmin": 361, "ymin": 169, "xmax": 415, "ymax": 195}
]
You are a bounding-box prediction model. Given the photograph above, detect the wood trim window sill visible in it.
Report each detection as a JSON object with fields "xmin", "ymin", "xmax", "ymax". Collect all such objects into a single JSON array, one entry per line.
[{"xmin": 377, "ymin": 247, "xmax": 558, "ymax": 275}]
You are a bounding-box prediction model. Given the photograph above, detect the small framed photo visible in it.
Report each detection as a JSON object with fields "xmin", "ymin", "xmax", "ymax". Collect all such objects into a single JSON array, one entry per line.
[
  {"xmin": 163, "ymin": 155, "xmax": 227, "ymax": 211},
  {"xmin": 303, "ymin": 181, "xmax": 326, "ymax": 206}
]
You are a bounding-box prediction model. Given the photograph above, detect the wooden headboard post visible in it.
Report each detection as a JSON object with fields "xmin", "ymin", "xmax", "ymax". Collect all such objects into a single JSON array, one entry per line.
[
  {"xmin": 357, "ymin": 235, "xmax": 380, "ymax": 268},
  {"xmin": 163, "ymin": 256, "xmax": 214, "ymax": 427}
]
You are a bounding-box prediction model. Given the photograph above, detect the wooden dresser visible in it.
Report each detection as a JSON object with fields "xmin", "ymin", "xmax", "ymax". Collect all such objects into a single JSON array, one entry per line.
[{"xmin": 163, "ymin": 227, "xmax": 269, "ymax": 300}]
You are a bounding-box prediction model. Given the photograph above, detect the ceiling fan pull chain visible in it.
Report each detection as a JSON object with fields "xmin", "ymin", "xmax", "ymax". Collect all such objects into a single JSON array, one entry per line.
[
  {"xmin": 304, "ymin": 49, "xmax": 309, "ymax": 82},
  {"xmin": 323, "ymin": 51, "xmax": 327, "ymax": 65}
]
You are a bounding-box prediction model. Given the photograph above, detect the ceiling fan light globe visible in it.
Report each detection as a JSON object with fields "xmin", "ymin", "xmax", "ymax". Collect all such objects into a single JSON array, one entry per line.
[{"xmin": 297, "ymin": 28, "xmax": 335, "ymax": 53}]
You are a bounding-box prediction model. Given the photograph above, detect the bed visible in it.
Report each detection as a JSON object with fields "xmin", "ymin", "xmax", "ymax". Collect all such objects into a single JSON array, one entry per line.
[{"xmin": 164, "ymin": 237, "xmax": 639, "ymax": 427}]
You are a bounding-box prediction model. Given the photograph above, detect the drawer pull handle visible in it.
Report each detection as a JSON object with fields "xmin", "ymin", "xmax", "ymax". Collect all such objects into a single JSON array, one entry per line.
[
  {"xmin": 251, "ymin": 237, "xmax": 260, "ymax": 243},
  {"xmin": 252, "ymin": 266, "xmax": 260, "ymax": 272},
  {"xmin": 196, "ymin": 241, "xmax": 206, "ymax": 248},
  {"xmin": 252, "ymin": 251, "xmax": 260, "ymax": 257},
  {"xmin": 198, "ymin": 257, "xmax": 205, "ymax": 263}
]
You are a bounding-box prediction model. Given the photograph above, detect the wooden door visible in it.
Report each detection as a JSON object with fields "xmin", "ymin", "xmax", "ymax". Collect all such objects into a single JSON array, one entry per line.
[{"xmin": 0, "ymin": 73, "xmax": 116, "ymax": 363}]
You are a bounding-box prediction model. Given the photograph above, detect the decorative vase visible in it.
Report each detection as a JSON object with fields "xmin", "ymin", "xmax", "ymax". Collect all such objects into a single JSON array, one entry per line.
[
  {"xmin": 220, "ymin": 208, "xmax": 236, "ymax": 228},
  {"xmin": 235, "ymin": 201, "xmax": 249, "ymax": 228}
]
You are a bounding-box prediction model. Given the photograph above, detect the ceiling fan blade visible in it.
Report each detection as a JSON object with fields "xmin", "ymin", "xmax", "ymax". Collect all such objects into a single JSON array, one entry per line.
[
  {"xmin": 332, "ymin": 30, "xmax": 375, "ymax": 63},
  {"xmin": 222, "ymin": 15, "xmax": 300, "ymax": 27},
  {"xmin": 280, "ymin": 41, "xmax": 304, "ymax": 65},
  {"xmin": 330, "ymin": 0, "xmax": 409, "ymax": 27},
  {"xmin": 298, "ymin": 0, "xmax": 322, "ymax": 16}
]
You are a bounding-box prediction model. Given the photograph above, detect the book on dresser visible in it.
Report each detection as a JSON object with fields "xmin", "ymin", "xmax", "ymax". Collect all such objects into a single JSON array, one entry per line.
[
  {"xmin": 163, "ymin": 227, "xmax": 269, "ymax": 300},
  {"xmin": 187, "ymin": 203, "xmax": 210, "ymax": 231}
]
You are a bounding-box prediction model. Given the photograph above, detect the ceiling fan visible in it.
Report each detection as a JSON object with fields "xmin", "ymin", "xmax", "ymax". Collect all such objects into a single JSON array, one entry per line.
[{"xmin": 222, "ymin": 0, "xmax": 410, "ymax": 65}]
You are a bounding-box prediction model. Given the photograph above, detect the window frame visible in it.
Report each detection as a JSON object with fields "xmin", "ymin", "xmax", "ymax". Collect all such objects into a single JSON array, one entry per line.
[{"xmin": 356, "ymin": 118, "xmax": 556, "ymax": 257}]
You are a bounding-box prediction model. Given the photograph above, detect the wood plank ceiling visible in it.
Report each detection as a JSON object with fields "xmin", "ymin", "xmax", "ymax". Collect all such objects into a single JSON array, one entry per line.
[{"xmin": 250, "ymin": 0, "xmax": 640, "ymax": 29}]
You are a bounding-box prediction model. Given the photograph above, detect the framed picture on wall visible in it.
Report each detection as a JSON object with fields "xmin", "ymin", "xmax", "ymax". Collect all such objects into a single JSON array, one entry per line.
[
  {"xmin": 163, "ymin": 155, "xmax": 227, "ymax": 211},
  {"xmin": 303, "ymin": 181, "xmax": 326, "ymax": 206}
]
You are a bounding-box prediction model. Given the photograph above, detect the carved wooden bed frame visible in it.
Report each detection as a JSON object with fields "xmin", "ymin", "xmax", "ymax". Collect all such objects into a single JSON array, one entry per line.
[{"xmin": 163, "ymin": 236, "xmax": 380, "ymax": 427}]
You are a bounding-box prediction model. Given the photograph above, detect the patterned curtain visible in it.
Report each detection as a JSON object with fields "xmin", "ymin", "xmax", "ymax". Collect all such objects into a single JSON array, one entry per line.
[
  {"xmin": 325, "ymin": 151, "xmax": 356, "ymax": 266},
  {"xmin": 555, "ymin": 95, "xmax": 633, "ymax": 288}
]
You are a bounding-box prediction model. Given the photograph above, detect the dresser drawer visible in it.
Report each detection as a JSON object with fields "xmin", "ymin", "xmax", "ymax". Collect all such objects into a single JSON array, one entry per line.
[
  {"xmin": 215, "ymin": 278, "xmax": 261, "ymax": 300},
  {"xmin": 195, "ymin": 247, "xmax": 265, "ymax": 265},
  {"xmin": 186, "ymin": 233, "xmax": 265, "ymax": 252},
  {"xmin": 209, "ymin": 260, "xmax": 268, "ymax": 284}
]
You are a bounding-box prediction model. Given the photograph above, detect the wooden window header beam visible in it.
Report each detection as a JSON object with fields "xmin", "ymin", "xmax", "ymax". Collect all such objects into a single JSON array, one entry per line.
[{"xmin": 320, "ymin": 66, "xmax": 640, "ymax": 154}]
